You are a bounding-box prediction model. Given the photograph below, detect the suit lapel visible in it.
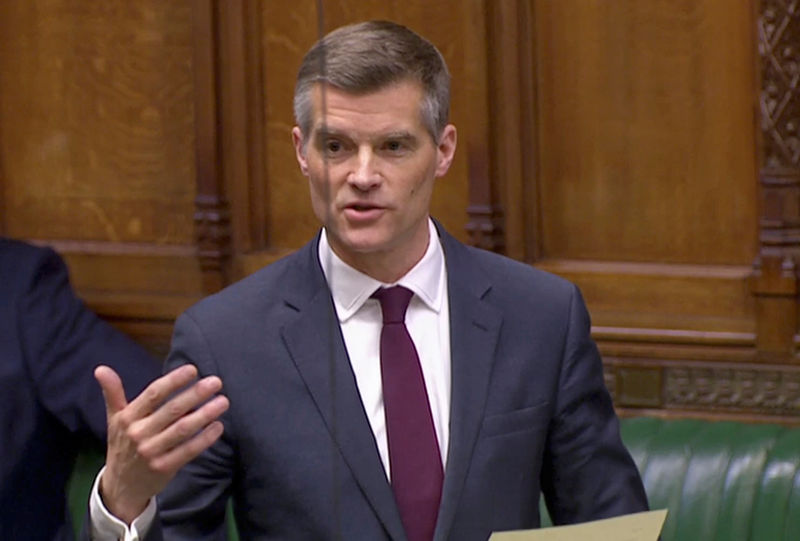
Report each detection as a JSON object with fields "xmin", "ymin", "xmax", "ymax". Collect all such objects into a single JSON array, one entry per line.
[
  {"xmin": 280, "ymin": 238, "xmax": 407, "ymax": 540},
  {"xmin": 434, "ymin": 227, "xmax": 503, "ymax": 541}
]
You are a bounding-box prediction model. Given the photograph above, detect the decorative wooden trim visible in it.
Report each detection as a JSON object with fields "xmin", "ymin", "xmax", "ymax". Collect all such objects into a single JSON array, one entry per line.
[
  {"xmin": 759, "ymin": 1, "xmax": 800, "ymax": 172},
  {"xmin": 594, "ymin": 327, "xmax": 755, "ymax": 348},
  {"xmin": 193, "ymin": 0, "xmax": 232, "ymax": 293},
  {"xmin": 615, "ymin": 408, "xmax": 800, "ymax": 427},
  {"xmin": 465, "ymin": 204, "xmax": 505, "ymax": 252},
  {"xmin": 215, "ymin": 0, "xmax": 268, "ymax": 252},
  {"xmin": 194, "ymin": 193, "xmax": 232, "ymax": 283},
  {"xmin": 603, "ymin": 358, "xmax": 800, "ymax": 419},
  {"xmin": 663, "ymin": 364, "xmax": 800, "ymax": 416},
  {"xmin": 192, "ymin": 0, "xmax": 269, "ymax": 293},
  {"xmin": 751, "ymin": 0, "xmax": 800, "ymax": 356},
  {"xmin": 463, "ymin": 0, "xmax": 537, "ymax": 257},
  {"xmin": 461, "ymin": 2, "xmax": 507, "ymax": 254}
]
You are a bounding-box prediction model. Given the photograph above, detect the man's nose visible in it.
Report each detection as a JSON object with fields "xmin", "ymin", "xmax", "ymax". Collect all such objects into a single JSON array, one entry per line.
[{"xmin": 348, "ymin": 147, "xmax": 381, "ymax": 190}]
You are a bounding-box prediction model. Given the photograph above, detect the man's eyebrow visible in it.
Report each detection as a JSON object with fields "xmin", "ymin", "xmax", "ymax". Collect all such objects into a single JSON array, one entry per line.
[
  {"xmin": 313, "ymin": 127, "xmax": 348, "ymax": 139},
  {"xmin": 379, "ymin": 131, "xmax": 416, "ymax": 141},
  {"xmin": 312, "ymin": 128, "xmax": 418, "ymax": 143}
]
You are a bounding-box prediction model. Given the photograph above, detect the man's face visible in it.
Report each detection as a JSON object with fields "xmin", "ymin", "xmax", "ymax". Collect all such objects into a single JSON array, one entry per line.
[{"xmin": 292, "ymin": 79, "xmax": 456, "ymax": 281}]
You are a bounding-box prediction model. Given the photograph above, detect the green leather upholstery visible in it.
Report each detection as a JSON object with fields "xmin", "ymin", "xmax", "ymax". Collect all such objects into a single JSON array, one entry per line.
[
  {"xmin": 66, "ymin": 447, "xmax": 105, "ymax": 539},
  {"xmin": 70, "ymin": 417, "xmax": 800, "ymax": 540},
  {"xmin": 540, "ymin": 417, "xmax": 800, "ymax": 540}
]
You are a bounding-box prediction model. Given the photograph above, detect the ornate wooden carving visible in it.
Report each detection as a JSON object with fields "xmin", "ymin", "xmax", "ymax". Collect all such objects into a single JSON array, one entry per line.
[
  {"xmin": 461, "ymin": 1, "xmax": 511, "ymax": 254},
  {"xmin": 194, "ymin": 193, "xmax": 232, "ymax": 278},
  {"xmin": 465, "ymin": 205, "xmax": 505, "ymax": 252},
  {"xmin": 664, "ymin": 365, "xmax": 800, "ymax": 416},
  {"xmin": 751, "ymin": 0, "xmax": 800, "ymax": 356},
  {"xmin": 193, "ymin": 0, "xmax": 232, "ymax": 293},
  {"xmin": 604, "ymin": 358, "xmax": 800, "ymax": 418},
  {"xmin": 760, "ymin": 0, "xmax": 800, "ymax": 171}
]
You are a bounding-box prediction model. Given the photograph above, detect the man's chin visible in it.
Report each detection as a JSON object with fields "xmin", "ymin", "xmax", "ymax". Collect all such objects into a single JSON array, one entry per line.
[{"xmin": 327, "ymin": 230, "xmax": 387, "ymax": 255}]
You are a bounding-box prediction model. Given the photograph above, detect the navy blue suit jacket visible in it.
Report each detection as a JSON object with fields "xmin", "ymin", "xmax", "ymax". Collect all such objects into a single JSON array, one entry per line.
[
  {"xmin": 0, "ymin": 239, "xmax": 160, "ymax": 540},
  {"xmin": 147, "ymin": 224, "xmax": 648, "ymax": 540}
]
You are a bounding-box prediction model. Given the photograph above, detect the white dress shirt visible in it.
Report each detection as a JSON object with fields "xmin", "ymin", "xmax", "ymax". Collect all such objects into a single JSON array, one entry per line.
[
  {"xmin": 319, "ymin": 218, "xmax": 451, "ymax": 475},
  {"xmin": 90, "ymin": 218, "xmax": 452, "ymax": 539}
]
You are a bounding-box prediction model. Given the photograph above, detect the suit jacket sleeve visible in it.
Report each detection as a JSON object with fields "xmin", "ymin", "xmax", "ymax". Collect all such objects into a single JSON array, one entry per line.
[
  {"xmin": 540, "ymin": 284, "xmax": 649, "ymax": 523},
  {"xmin": 18, "ymin": 246, "xmax": 159, "ymax": 439},
  {"xmin": 144, "ymin": 311, "xmax": 236, "ymax": 541}
]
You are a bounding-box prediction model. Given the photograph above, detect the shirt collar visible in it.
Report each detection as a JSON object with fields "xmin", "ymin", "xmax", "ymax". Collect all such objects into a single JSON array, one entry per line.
[{"xmin": 318, "ymin": 218, "xmax": 445, "ymax": 322}]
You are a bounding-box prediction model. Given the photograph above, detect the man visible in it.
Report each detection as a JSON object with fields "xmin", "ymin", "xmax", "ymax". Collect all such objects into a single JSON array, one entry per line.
[
  {"xmin": 90, "ymin": 20, "xmax": 649, "ymax": 540},
  {"xmin": 0, "ymin": 238, "xmax": 160, "ymax": 540}
]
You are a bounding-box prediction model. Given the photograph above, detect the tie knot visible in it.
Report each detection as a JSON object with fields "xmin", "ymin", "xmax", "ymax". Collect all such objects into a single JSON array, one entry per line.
[{"xmin": 372, "ymin": 285, "xmax": 413, "ymax": 324}]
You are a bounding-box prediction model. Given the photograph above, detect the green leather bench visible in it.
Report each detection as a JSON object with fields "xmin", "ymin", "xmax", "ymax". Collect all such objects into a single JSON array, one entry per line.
[
  {"xmin": 624, "ymin": 417, "xmax": 800, "ymax": 541},
  {"xmin": 69, "ymin": 417, "xmax": 800, "ymax": 540},
  {"xmin": 541, "ymin": 417, "xmax": 800, "ymax": 540}
]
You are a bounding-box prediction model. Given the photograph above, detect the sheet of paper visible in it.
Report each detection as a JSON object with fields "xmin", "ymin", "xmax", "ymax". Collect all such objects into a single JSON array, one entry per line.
[{"xmin": 489, "ymin": 509, "xmax": 668, "ymax": 541}]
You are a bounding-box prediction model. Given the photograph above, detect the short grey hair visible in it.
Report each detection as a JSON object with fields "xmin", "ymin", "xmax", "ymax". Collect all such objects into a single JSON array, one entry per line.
[{"xmin": 293, "ymin": 20, "xmax": 450, "ymax": 143}]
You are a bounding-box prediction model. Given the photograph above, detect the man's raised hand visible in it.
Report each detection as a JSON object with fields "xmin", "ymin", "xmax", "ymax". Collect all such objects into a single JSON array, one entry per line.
[{"xmin": 94, "ymin": 364, "xmax": 230, "ymax": 524}]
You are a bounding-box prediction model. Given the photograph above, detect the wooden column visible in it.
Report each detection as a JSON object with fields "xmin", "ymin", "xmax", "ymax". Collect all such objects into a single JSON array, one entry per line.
[
  {"xmin": 462, "ymin": 2, "xmax": 506, "ymax": 254},
  {"xmin": 461, "ymin": 0, "xmax": 537, "ymax": 259},
  {"xmin": 193, "ymin": 0, "xmax": 231, "ymax": 294},
  {"xmin": 192, "ymin": 0, "xmax": 269, "ymax": 292},
  {"xmin": 751, "ymin": 0, "xmax": 800, "ymax": 358}
]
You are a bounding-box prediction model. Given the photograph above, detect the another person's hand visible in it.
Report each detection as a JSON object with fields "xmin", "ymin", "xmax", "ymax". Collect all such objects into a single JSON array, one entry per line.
[{"xmin": 94, "ymin": 364, "xmax": 229, "ymax": 524}]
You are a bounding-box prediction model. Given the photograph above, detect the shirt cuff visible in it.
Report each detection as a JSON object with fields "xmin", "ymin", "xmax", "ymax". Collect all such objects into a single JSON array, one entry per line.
[{"xmin": 89, "ymin": 465, "xmax": 157, "ymax": 541}]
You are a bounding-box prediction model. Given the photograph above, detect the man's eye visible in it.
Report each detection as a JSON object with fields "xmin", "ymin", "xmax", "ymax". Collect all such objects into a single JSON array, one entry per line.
[
  {"xmin": 326, "ymin": 140, "xmax": 342, "ymax": 153},
  {"xmin": 384, "ymin": 140, "xmax": 404, "ymax": 152}
]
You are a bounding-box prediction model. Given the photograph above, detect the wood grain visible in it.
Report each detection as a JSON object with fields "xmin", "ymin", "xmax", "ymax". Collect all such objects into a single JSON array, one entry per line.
[
  {"xmin": 0, "ymin": 0, "xmax": 196, "ymax": 245},
  {"xmin": 534, "ymin": 0, "xmax": 758, "ymax": 265}
]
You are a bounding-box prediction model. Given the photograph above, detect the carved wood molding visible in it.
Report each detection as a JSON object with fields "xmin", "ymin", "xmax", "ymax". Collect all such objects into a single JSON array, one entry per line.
[
  {"xmin": 751, "ymin": 0, "xmax": 800, "ymax": 355},
  {"xmin": 465, "ymin": 204, "xmax": 505, "ymax": 252},
  {"xmin": 755, "ymin": 0, "xmax": 800, "ymax": 256},
  {"xmin": 663, "ymin": 364, "xmax": 800, "ymax": 416},
  {"xmin": 194, "ymin": 193, "xmax": 232, "ymax": 274},
  {"xmin": 757, "ymin": 0, "xmax": 800, "ymax": 254},
  {"xmin": 461, "ymin": 1, "xmax": 518, "ymax": 255},
  {"xmin": 760, "ymin": 0, "xmax": 800, "ymax": 172},
  {"xmin": 193, "ymin": 0, "xmax": 232, "ymax": 292},
  {"xmin": 604, "ymin": 358, "xmax": 800, "ymax": 419}
]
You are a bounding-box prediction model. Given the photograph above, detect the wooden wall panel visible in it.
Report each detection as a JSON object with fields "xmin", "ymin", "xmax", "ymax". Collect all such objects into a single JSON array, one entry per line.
[
  {"xmin": 527, "ymin": 0, "xmax": 800, "ymax": 422},
  {"xmin": 3, "ymin": 0, "xmax": 797, "ymax": 421},
  {"xmin": 535, "ymin": 1, "xmax": 758, "ymax": 265},
  {"xmin": 530, "ymin": 0, "xmax": 760, "ymax": 348},
  {"xmin": 0, "ymin": 1, "xmax": 197, "ymax": 244},
  {"xmin": 0, "ymin": 0, "xmax": 201, "ymax": 354}
]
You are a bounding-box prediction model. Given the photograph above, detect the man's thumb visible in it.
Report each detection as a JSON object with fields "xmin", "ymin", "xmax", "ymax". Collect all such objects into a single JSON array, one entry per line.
[{"xmin": 94, "ymin": 365, "xmax": 128, "ymax": 416}]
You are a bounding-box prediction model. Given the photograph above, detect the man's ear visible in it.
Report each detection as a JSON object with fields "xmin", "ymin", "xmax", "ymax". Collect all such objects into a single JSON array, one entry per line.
[
  {"xmin": 435, "ymin": 124, "xmax": 457, "ymax": 178},
  {"xmin": 292, "ymin": 126, "xmax": 309, "ymax": 176}
]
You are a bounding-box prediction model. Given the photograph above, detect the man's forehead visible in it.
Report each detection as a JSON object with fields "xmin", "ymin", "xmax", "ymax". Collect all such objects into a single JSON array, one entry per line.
[
  {"xmin": 308, "ymin": 79, "xmax": 424, "ymax": 109},
  {"xmin": 307, "ymin": 81, "xmax": 426, "ymax": 131}
]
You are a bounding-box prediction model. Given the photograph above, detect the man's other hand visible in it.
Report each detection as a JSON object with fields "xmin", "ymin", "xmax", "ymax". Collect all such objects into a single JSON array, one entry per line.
[{"xmin": 94, "ymin": 364, "xmax": 229, "ymax": 524}]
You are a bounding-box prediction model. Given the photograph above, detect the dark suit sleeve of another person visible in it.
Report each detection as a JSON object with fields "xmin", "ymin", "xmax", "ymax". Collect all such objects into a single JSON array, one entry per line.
[
  {"xmin": 0, "ymin": 240, "xmax": 160, "ymax": 540},
  {"xmin": 540, "ymin": 285, "xmax": 649, "ymax": 524},
  {"xmin": 18, "ymin": 244, "xmax": 159, "ymax": 436}
]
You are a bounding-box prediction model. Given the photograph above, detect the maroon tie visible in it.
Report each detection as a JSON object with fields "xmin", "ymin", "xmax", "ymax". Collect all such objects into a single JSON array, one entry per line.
[{"xmin": 373, "ymin": 286, "xmax": 443, "ymax": 541}]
